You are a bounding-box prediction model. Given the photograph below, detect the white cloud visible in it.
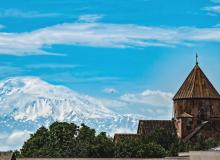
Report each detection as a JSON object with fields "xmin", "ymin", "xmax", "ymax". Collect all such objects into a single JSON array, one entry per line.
[
  {"xmin": 103, "ymin": 87, "xmax": 118, "ymax": 94},
  {"xmin": 120, "ymin": 89, "xmax": 173, "ymax": 107},
  {"xmin": 0, "ymin": 9, "xmax": 60, "ymax": 18},
  {"xmin": 204, "ymin": 5, "xmax": 220, "ymax": 13},
  {"xmin": 78, "ymin": 14, "xmax": 104, "ymax": 23},
  {"xmin": 1, "ymin": 21, "xmax": 220, "ymax": 56},
  {"xmin": 100, "ymin": 99, "xmax": 126, "ymax": 108},
  {"xmin": 116, "ymin": 89, "xmax": 173, "ymax": 120},
  {"xmin": 210, "ymin": 0, "xmax": 220, "ymax": 3},
  {"xmin": 101, "ymin": 89, "xmax": 173, "ymax": 114},
  {"xmin": 6, "ymin": 130, "xmax": 31, "ymax": 145},
  {"xmin": 0, "ymin": 130, "xmax": 32, "ymax": 151}
]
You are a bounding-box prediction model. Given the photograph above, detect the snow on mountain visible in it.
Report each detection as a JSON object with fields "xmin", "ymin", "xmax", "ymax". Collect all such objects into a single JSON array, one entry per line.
[{"xmin": 0, "ymin": 77, "xmax": 145, "ymax": 138}]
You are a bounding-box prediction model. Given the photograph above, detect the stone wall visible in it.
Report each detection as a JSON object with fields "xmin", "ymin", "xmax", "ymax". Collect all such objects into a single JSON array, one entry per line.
[{"xmin": 174, "ymin": 98, "xmax": 220, "ymax": 138}]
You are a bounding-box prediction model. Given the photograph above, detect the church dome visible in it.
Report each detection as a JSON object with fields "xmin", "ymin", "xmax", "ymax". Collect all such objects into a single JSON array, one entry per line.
[{"xmin": 173, "ymin": 63, "xmax": 220, "ymax": 100}]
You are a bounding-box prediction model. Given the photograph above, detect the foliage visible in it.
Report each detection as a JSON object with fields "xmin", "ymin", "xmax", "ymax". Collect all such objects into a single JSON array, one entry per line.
[
  {"xmin": 75, "ymin": 123, "xmax": 96, "ymax": 157},
  {"xmin": 20, "ymin": 126, "xmax": 49, "ymax": 157},
  {"xmin": 114, "ymin": 138, "xmax": 141, "ymax": 158},
  {"xmin": 18, "ymin": 122, "xmax": 219, "ymax": 158},
  {"xmin": 14, "ymin": 150, "xmax": 21, "ymax": 158},
  {"xmin": 19, "ymin": 122, "xmax": 114, "ymax": 158},
  {"xmin": 92, "ymin": 132, "xmax": 114, "ymax": 158},
  {"xmin": 137, "ymin": 142, "xmax": 166, "ymax": 158},
  {"xmin": 192, "ymin": 134, "xmax": 219, "ymax": 151},
  {"xmin": 48, "ymin": 122, "xmax": 78, "ymax": 157},
  {"xmin": 114, "ymin": 138, "xmax": 166, "ymax": 158},
  {"xmin": 147, "ymin": 128, "xmax": 178, "ymax": 150}
]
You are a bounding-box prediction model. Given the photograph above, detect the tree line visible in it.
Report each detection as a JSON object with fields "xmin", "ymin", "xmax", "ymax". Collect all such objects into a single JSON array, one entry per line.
[{"xmin": 15, "ymin": 122, "xmax": 219, "ymax": 158}]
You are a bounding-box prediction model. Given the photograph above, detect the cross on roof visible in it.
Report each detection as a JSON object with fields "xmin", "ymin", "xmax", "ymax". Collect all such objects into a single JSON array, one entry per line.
[{"xmin": 196, "ymin": 53, "xmax": 198, "ymax": 65}]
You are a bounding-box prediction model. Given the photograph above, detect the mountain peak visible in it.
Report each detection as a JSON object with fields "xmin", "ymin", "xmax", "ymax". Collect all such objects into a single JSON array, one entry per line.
[
  {"xmin": 0, "ymin": 76, "xmax": 142, "ymax": 150},
  {"xmin": 0, "ymin": 76, "xmax": 76, "ymax": 98}
]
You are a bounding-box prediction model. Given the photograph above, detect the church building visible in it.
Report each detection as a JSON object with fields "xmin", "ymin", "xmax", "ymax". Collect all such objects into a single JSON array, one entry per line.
[{"xmin": 114, "ymin": 57, "xmax": 220, "ymax": 143}]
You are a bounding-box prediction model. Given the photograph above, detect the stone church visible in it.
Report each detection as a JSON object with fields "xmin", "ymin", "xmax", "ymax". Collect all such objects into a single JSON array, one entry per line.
[{"xmin": 114, "ymin": 58, "xmax": 220, "ymax": 143}]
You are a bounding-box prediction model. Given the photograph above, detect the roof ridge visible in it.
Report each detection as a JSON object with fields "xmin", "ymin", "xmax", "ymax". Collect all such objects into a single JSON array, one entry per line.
[
  {"xmin": 114, "ymin": 133, "xmax": 139, "ymax": 135},
  {"xmin": 139, "ymin": 120, "xmax": 172, "ymax": 122},
  {"xmin": 191, "ymin": 65, "xmax": 197, "ymax": 98}
]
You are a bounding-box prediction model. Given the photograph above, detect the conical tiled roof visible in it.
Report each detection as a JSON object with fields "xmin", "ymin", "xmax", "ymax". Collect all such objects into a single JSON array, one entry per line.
[{"xmin": 173, "ymin": 64, "xmax": 220, "ymax": 100}]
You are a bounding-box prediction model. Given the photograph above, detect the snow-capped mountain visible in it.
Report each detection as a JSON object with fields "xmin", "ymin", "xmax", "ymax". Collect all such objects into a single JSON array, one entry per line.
[{"xmin": 0, "ymin": 77, "xmax": 145, "ymax": 139}]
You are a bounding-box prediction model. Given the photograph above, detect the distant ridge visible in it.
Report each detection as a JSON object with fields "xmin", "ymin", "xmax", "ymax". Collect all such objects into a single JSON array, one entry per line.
[{"xmin": 0, "ymin": 76, "xmax": 145, "ymax": 137}]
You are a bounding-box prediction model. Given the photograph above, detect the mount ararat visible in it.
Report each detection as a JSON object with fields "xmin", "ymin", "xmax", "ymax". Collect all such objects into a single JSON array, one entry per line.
[{"xmin": 0, "ymin": 77, "xmax": 148, "ymax": 150}]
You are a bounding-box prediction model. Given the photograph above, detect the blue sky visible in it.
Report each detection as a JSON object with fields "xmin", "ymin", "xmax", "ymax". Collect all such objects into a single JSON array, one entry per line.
[{"xmin": 1, "ymin": 0, "xmax": 220, "ymax": 119}]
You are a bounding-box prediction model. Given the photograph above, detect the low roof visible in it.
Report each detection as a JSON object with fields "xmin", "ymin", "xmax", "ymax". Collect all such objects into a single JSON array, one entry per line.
[{"xmin": 137, "ymin": 120, "xmax": 176, "ymax": 136}]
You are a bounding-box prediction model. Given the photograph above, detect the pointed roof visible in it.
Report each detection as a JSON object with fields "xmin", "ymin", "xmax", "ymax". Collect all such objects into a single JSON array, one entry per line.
[{"xmin": 173, "ymin": 64, "xmax": 220, "ymax": 100}]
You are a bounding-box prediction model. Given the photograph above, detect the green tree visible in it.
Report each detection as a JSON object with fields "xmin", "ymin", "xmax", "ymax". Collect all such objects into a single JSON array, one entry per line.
[
  {"xmin": 193, "ymin": 134, "xmax": 219, "ymax": 151},
  {"xmin": 147, "ymin": 128, "xmax": 178, "ymax": 150},
  {"xmin": 20, "ymin": 126, "xmax": 49, "ymax": 157},
  {"xmin": 114, "ymin": 138, "xmax": 166, "ymax": 158},
  {"xmin": 137, "ymin": 142, "xmax": 166, "ymax": 158},
  {"xmin": 48, "ymin": 121, "xmax": 78, "ymax": 157},
  {"xmin": 19, "ymin": 121, "xmax": 220, "ymax": 158},
  {"xmin": 114, "ymin": 138, "xmax": 141, "ymax": 158},
  {"xmin": 92, "ymin": 132, "xmax": 114, "ymax": 157},
  {"xmin": 167, "ymin": 138, "xmax": 192, "ymax": 156},
  {"xmin": 75, "ymin": 123, "xmax": 96, "ymax": 157},
  {"xmin": 14, "ymin": 150, "xmax": 21, "ymax": 158}
]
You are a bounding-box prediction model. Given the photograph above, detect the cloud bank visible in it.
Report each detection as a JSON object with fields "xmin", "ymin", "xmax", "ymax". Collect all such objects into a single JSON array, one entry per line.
[
  {"xmin": 120, "ymin": 89, "xmax": 173, "ymax": 107},
  {"xmin": 204, "ymin": 0, "xmax": 220, "ymax": 13},
  {"xmin": 1, "ymin": 20, "xmax": 220, "ymax": 55},
  {"xmin": 204, "ymin": 5, "xmax": 220, "ymax": 13}
]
